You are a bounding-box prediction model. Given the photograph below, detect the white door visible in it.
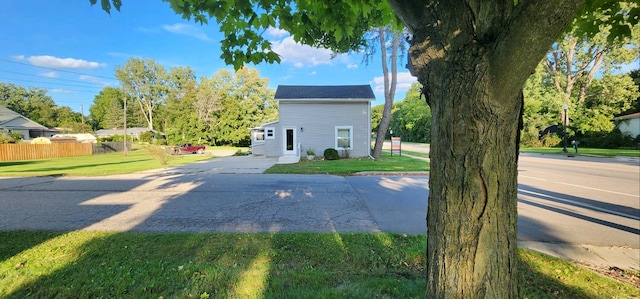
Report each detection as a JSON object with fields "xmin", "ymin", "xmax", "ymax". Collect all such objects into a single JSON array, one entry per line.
[{"xmin": 283, "ymin": 127, "xmax": 296, "ymax": 155}]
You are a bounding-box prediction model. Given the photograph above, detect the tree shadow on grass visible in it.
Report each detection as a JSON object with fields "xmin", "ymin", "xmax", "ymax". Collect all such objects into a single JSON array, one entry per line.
[
  {"xmin": 0, "ymin": 231, "xmax": 65, "ymax": 261},
  {"xmin": 0, "ymin": 160, "xmax": 40, "ymax": 167},
  {"xmin": 2, "ymin": 231, "xmax": 634, "ymax": 298},
  {"xmin": 1, "ymin": 232, "xmax": 428, "ymax": 298},
  {"xmin": 1, "ymin": 160, "xmax": 139, "ymax": 175}
]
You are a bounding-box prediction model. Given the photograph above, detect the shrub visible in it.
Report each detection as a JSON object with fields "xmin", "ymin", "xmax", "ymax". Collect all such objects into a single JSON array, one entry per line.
[
  {"xmin": 139, "ymin": 131, "xmax": 153, "ymax": 142},
  {"xmin": 145, "ymin": 145, "xmax": 175, "ymax": 165},
  {"xmin": 541, "ymin": 134, "xmax": 561, "ymax": 148},
  {"xmin": 31, "ymin": 137, "xmax": 51, "ymax": 144},
  {"xmin": 0, "ymin": 131, "xmax": 23, "ymax": 144},
  {"xmin": 324, "ymin": 148, "xmax": 339, "ymax": 160}
]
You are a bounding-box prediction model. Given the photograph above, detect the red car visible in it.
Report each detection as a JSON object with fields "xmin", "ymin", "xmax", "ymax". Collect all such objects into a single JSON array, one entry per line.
[{"xmin": 172, "ymin": 143, "xmax": 206, "ymax": 154}]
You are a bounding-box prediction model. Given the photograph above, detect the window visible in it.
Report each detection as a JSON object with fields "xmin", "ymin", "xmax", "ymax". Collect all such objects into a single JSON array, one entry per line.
[
  {"xmin": 335, "ymin": 126, "xmax": 353, "ymax": 149},
  {"xmin": 253, "ymin": 129, "xmax": 265, "ymax": 141},
  {"xmin": 265, "ymin": 127, "xmax": 275, "ymax": 139}
]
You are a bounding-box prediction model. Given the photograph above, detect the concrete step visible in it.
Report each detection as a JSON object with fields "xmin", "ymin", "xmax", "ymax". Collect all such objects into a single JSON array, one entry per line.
[{"xmin": 277, "ymin": 155, "xmax": 300, "ymax": 164}]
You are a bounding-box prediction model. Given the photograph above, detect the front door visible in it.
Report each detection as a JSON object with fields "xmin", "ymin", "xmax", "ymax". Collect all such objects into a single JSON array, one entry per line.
[{"xmin": 283, "ymin": 127, "xmax": 296, "ymax": 155}]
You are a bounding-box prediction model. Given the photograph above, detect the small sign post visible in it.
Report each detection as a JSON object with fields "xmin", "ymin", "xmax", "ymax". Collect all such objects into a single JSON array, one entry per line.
[{"xmin": 391, "ymin": 137, "xmax": 401, "ymax": 156}]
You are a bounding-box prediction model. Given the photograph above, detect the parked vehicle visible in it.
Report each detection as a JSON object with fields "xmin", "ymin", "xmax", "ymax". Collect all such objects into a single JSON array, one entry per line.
[{"xmin": 172, "ymin": 143, "xmax": 206, "ymax": 154}]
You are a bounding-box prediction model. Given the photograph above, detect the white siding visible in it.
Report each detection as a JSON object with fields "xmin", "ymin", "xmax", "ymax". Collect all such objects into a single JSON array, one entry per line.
[
  {"xmin": 264, "ymin": 122, "xmax": 282, "ymax": 157},
  {"xmin": 618, "ymin": 118, "xmax": 640, "ymax": 138},
  {"xmin": 280, "ymin": 102, "xmax": 370, "ymax": 158}
]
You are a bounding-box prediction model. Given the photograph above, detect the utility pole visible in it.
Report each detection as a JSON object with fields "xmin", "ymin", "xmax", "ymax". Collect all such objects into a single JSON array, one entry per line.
[
  {"xmin": 562, "ymin": 103, "xmax": 568, "ymax": 153},
  {"xmin": 123, "ymin": 90, "xmax": 128, "ymax": 157}
]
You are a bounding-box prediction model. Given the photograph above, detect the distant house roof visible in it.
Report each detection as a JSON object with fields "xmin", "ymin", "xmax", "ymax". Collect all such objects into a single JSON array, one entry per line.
[
  {"xmin": 274, "ymin": 85, "xmax": 375, "ymax": 101},
  {"xmin": 52, "ymin": 133, "xmax": 97, "ymax": 143},
  {"xmin": 0, "ymin": 105, "xmax": 48, "ymax": 130},
  {"xmin": 95, "ymin": 127, "xmax": 164, "ymax": 137}
]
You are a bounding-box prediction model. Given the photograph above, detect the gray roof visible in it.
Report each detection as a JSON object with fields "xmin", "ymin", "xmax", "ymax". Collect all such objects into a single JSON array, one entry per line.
[
  {"xmin": 96, "ymin": 127, "xmax": 162, "ymax": 137},
  {"xmin": 0, "ymin": 105, "xmax": 48, "ymax": 129},
  {"xmin": 274, "ymin": 85, "xmax": 375, "ymax": 100}
]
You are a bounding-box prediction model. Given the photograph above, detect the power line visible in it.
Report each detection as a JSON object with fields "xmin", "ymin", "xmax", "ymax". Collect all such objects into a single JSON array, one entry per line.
[
  {"xmin": 0, "ymin": 77, "xmax": 109, "ymax": 93},
  {"xmin": 0, "ymin": 59, "xmax": 118, "ymax": 81},
  {"xmin": 0, "ymin": 69, "xmax": 117, "ymax": 87}
]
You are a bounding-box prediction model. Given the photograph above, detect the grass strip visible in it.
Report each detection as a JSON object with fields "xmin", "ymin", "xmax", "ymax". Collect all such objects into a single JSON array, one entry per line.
[
  {"xmin": 0, "ymin": 231, "xmax": 637, "ymax": 298},
  {"xmin": 520, "ymin": 147, "xmax": 640, "ymax": 157},
  {"xmin": 265, "ymin": 152, "xmax": 429, "ymax": 175},
  {"xmin": 0, "ymin": 147, "xmax": 213, "ymax": 177}
]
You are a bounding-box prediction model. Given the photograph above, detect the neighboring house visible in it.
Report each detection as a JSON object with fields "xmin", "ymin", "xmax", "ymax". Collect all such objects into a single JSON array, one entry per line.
[
  {"xmin": 52, "ymin": 133, "xmax": 97, "ymax": 143},
  {"xmin": 96, "ymin": 127, "xmax": 164, "ymax": 140},
  {"xmin": 251, "ymin": 85, "xmax": 374, "ymax": 163},
  {"xmin": 0, "ymin": 105, "xmax": 58, "ymax": 140},
  {"xmin": 614, "ymin": 112, "xmax": 640, "ymax": 139}
]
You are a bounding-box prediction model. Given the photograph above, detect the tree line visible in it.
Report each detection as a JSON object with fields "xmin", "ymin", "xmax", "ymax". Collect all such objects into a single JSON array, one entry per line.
[
  {"xmin": 95, "ymin": 58, "xmax": 277, "ymax": 146},
  {"xmin": 1, "ymin": 60, "xmax": 278, "ymax": 146},
  {"xmin": 374, "ymin": 25, "xmax": 639, "ymax": 149}
]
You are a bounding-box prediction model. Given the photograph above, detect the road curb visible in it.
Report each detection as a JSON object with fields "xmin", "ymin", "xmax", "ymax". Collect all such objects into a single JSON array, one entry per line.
[{"xmin": 518, "ymin": 241, "xmax": 640, "ymax": 271}]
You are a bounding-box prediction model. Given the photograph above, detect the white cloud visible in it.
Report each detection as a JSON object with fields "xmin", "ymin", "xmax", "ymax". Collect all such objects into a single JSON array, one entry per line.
[
  {"xmin": 39, "ymin": 71, "xmax": 58, "ymax": 78},
  {"xmin": 271, "ymin": 37, "xmax": 333, "ymax": 68},
  {"xmin": 310, "ymin": 71, "xmax": 317, "ymax": 75},
  {"xmin": 79, "ymin": 75, "xmax": 113, "ymax": 87},
  {"xmin": 265, "ymin": 27, "xmax": 288, "ymax": 38},
  {"xmin": 51, "ymin": 88, "xmax": 73, "ymax": 94},
  {"xmin": 26, "ymin": 55, "xmax": 106, "ymax": 69},
  {"xmin": 13, "ymin": 55, "xmax": 25, "ymax": 60},
  {"xmin": 347, "ymin": 63, "xmax": 358, "ymax": 69},
  {"xmin": 162, "ymin": 23, "xmax": 212, "ymax": 41},
  {"xmin": 371, "ymin": 72, "xmax": 417, "ymax": 96}
]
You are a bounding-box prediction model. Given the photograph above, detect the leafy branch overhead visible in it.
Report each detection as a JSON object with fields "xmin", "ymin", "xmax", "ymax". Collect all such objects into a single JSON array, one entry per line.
[
  {"xmin": 89, "ymin": 0, "xmax": 122, "ymax": 14},
  {"xmin": 94, "ymin": 0, "xmax": 398, "ymax": 70},
  {"xmin": 574, "ymin": 0, "xmax": 639, "ymax": 43}
]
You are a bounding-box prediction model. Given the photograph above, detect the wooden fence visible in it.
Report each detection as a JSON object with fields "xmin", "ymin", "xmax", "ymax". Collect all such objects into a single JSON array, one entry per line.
[{"xmin": 0, "ymin": 143, "xmax": 93, "ymax": 161}]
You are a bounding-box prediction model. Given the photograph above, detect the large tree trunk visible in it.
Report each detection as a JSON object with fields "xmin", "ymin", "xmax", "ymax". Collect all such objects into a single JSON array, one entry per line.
[
  {"xmin": 388, "ymin": 0, "xmax": 585, "ymax": 297},
  {"xmin": 426, "ymin": 56, "xmax": 522, "ymax": 297}
]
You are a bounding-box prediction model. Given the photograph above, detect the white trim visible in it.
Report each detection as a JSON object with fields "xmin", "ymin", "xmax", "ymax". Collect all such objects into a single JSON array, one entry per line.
[
  {"xmin": 265, "ymin": 127, "xmax": 275, "ymax": 139},
  {"xmin": 283, "ymin": 126, "xmax": 297, "ymax": 155},
  {"xmin": 335, "ymin": 126, "xmax": 353, "ymax": 149}
]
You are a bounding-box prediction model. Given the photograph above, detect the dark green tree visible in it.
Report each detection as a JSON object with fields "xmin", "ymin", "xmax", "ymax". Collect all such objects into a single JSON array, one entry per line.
[
  {"xmin": 89, "ymin": 87, "xmax": 125, "ymax": 130},
  {"xmin": 163, "ymin": 66, "xmax": 200, "ymax": 144},
  {"xmin": 388, "ymin": 82, "xmax": 431, "ymax": 143},
  {"xmin": 0, "ymin": 83, "xmax": 58, "ymax": 127}
]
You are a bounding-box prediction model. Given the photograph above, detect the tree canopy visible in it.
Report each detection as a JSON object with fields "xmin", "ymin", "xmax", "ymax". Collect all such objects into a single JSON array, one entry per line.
[{"xmin": 0, "ymin": 82, "xmax": 83, "ymax": 129}]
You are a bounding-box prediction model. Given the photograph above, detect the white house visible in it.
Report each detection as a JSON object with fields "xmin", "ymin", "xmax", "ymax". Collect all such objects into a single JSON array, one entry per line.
[
  {"xmin": 614, "ymin": 112, "xmax": 640, "ymax": 139},
  {"xmin": 0, "ymin": 105, "xmax": 57, "ymax": 140},
  {"xmin": 251, "ymin": 85, "xmax": 374, "ymax": 163}
]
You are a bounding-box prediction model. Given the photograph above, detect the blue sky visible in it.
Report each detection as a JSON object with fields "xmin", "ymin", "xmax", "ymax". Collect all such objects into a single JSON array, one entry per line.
[{"xmin": 0, "ymin": 1, "xmax": 417, "ymax": 113}]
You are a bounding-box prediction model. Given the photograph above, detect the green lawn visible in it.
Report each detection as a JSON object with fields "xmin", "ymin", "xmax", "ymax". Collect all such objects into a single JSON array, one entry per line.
[
  {"xmin": 0, "ymin": 231, "xmax": 636, "ymax": 299},
  {"xmin": 0, "ymin": 147, "xmax": 213, "ymax": 177},
  {"xmin": 265, "ymin": 152, "xmax": 429, "ymax": 175},
  {"xmin": 520, "ymin": 147, "xmax": 640, "ymax": 157}
]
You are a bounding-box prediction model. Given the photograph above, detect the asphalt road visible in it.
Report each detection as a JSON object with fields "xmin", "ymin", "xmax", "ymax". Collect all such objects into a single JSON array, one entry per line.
[
  {"xmin": 0, "ymin": 152, "xmax": 638, "ymax": 268},
  {"xmin": 0, "ymin": 165, "xmax": 428, "ymax": 234},
  {"xmin": 517, "ymin": 153, "xmax": 639, "ymax": 248}
]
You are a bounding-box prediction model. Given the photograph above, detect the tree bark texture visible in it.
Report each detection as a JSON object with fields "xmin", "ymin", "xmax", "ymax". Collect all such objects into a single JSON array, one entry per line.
[{"xmin": 387, "ymin": 0, "xmax": 585, "ymax": 298}]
